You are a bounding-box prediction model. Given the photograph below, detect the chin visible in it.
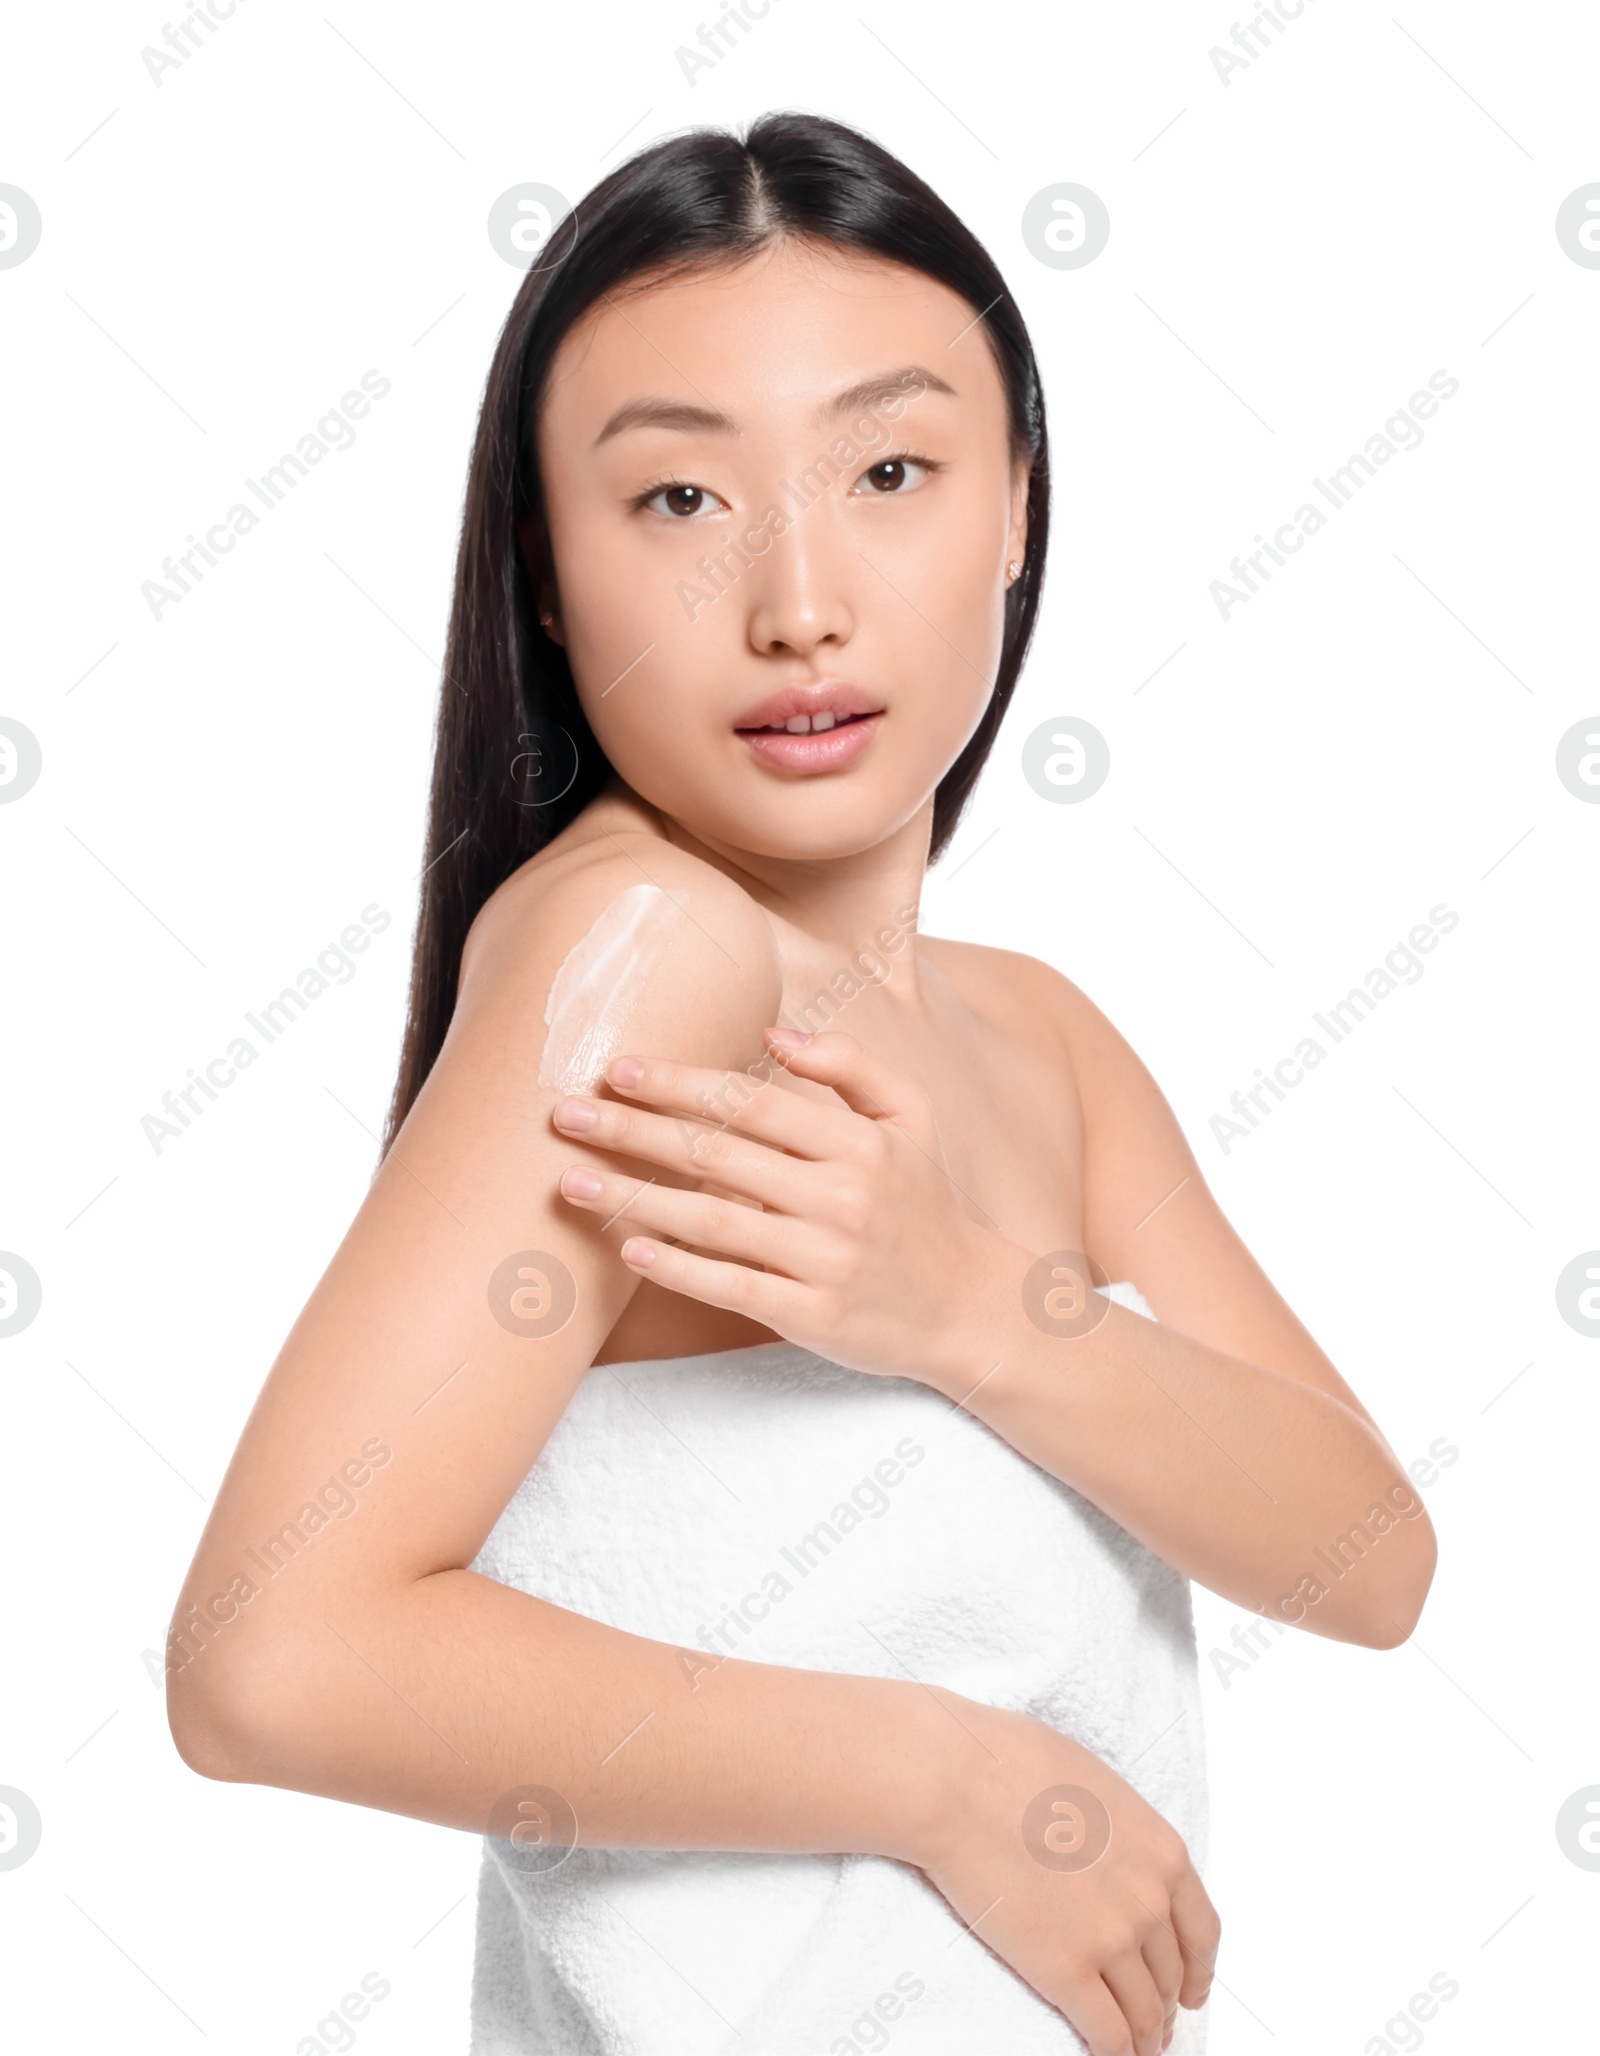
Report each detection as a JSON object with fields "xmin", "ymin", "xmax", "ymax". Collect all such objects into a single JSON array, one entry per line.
[{"xmin": 686, "ymin": 775, "xmax": 940, "ymax": 862}]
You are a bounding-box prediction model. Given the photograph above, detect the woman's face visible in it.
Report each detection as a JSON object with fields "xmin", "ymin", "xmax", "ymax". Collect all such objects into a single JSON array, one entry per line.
[{"xmin": 529, "ymin": 238, "xmax": 1029, "ymax": 864}]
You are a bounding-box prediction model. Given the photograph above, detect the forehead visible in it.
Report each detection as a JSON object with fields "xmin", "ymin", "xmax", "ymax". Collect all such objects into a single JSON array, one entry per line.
[{"xmin": 537, "ymin": 239, "xmax": 1004, "ymax": 444}]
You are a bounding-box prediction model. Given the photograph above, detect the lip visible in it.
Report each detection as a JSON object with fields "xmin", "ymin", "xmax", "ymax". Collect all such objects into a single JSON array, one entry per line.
[
  {"xmin": 739, "ymin": 710, "xmax": 883, "ymax": 774},
  {"xmin": 733, "ymin": 679, "xmax": 883, "ymax": 730}
]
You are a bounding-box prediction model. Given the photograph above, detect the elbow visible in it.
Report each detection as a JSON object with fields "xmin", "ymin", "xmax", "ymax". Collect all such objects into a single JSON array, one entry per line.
[
  {"xmin": 165, "ymin": 1636, "xmax": 278, "ymax": 1784},
  {"xmin": 1358, "ymin": 1606, "xmax": 1421, "ymax": 1652},
  {"xmin": 167, "ymin": 1662, "xmax": 251, "ymax": 1782},
  {"xmin": 168, "ymin": 1697, "xmax": 244, "ymax": 1784},
  {"xmin": 1354, "ymin": 1510, "xmax": 1440, "ymax": 1650}
]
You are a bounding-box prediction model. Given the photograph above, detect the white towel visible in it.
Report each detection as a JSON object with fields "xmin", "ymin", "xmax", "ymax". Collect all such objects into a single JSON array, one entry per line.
[{"xmin": 468, "ymin": 1282, "xmax": 1209, "ymax": 2053}]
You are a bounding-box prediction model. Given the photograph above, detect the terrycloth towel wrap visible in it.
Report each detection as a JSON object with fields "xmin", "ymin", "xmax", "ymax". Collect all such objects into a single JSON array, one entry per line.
[{"xmin": 469, "ymin": 1280, "xmax": 1209, "ymax": 2054}]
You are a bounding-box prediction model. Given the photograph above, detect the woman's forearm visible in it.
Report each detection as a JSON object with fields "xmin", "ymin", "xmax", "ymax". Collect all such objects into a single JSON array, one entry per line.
[
  {"xmin": 939, "ymin": 1296, "xmax": 1437, "ymax": 1647},
  {"xmin": 176, "ymin": 1565, "xmax": 960, "ymax": 1864}
]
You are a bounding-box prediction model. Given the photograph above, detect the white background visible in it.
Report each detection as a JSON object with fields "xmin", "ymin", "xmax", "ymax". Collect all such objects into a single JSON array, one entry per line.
[{"xmin": 3, "ymin": 0, "xmax": 1597, "ymax": 2049}]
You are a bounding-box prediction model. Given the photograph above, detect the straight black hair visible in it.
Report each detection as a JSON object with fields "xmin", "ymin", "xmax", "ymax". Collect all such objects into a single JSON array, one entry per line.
[{"xmin": 382, "ymin": 109, "xmax": 1051, "ymax": 1154}]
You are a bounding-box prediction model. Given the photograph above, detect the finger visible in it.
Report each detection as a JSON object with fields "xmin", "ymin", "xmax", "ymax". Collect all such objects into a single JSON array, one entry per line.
[
  {"xmin": 1141, "ymin": 1914, "xmax": 1184, "ymax": 2016},
  {"xmin": 1100, "ymin": 1951, "xmax": 1166, "ymax": 2056},
  {"xmin": 1169, "ymin": 1872, "xmax": 1220, "ymax": 2009},
  {"xmin": 1052, "ymin": 1972, "xmax": 1138, "ymax": 2056},
  {"xmin": 551, "ymin": 1093, "xmax": 808, "ymax": 1209},
  {"xmin": 616, "ymin": 1234, "xmax": 811, "ymax": 1327},
  {"xmin": 766, "ymin": 1028, "xmax": 934, "ymax": 1139},
  {"xmin": 558, "ymin": 1164, "xmax": 804, "ymax": 1272},
  {"xmin": 603, "ymin": 1052, "xmax": 859, "ymax": 1161}
]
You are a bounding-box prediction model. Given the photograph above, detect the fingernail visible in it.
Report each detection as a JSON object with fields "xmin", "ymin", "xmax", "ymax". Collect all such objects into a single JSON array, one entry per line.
[
  {"xmin": 607, "ymin": 1057, "xmax": 644, "ymax": 1088},
  {"xmin": 553, "ymin": 1098, "xmax": 597, "ymax": 1131},
  {"xmin": 560, "ymin": 1168, "xmax": 603, "ymax": 1199},
  {"xmin": 620, "ymin": 1238, "xmax": 655, "ymax": 1267},
  {"xmin": 766, "ymin": 1027, "xmax": 811, "ymax": 1048}
]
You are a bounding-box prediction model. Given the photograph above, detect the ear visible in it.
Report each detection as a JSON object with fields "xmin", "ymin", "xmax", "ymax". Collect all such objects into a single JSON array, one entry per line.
[
  {"xmin": 518, "ymin": 515, "xmax": 563, "ymax": 644},
  {"xmin": 1006, "ymin": 452, "xmax": 1030, "ymax": 577}
]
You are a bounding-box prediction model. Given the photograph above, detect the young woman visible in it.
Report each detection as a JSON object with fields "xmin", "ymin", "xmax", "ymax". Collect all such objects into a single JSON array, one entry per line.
[{"xmin": 167, "ymin": 112, "xmax": 1437, "ymax": 2056}]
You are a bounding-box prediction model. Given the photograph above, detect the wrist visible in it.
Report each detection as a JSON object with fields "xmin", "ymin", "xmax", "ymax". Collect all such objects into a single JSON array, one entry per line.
[
  {"xmin": 931, "ymin": 1255, "xmax": 1126, "ymax": 1440},
  {"xmin": 877, "ymin": 1678, "xmax": 1008, "ymax": 1869},
  {"xmin": 920, "ymin": 1231, "xmax": 1032, "ymax": 1404}
]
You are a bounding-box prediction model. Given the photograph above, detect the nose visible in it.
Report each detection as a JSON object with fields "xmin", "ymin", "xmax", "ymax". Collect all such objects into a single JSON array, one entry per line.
[{"xmin": 739, "ymin": 502, "xmax": 858, "ymax": 664}]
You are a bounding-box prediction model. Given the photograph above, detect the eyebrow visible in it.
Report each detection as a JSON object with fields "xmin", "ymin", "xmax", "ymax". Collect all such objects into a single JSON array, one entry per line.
[{"xmin": 592, "ymin": 364, "xmax": 956, "ymax": 446}]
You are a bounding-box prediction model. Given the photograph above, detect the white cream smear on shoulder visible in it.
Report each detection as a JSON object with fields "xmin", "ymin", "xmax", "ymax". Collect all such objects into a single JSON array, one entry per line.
[{"xmin": 538, "ymin": 882, "xmax": 681, "ymax": 1095}]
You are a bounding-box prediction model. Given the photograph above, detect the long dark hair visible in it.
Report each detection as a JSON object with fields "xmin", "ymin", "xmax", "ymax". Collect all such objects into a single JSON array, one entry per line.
[{"xmin": 382, "ymin": 109, "xmax": 1051, "ymax": 1155}]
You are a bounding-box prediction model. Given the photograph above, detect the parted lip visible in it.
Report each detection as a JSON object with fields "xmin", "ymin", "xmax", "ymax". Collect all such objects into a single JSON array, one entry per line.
[{"xmin": 732, "ymin": 680, "xmax": 883, "ymax": 730}]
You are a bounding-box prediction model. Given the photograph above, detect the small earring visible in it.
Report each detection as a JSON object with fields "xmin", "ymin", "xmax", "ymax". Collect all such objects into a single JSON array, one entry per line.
[
  {"xmin": 539, "ymin": 612, "xmax": 555, "ymax": 629},
  {"xmin": 1006, "ymin": 560, "xmax": 1022, "ymax": 584}
]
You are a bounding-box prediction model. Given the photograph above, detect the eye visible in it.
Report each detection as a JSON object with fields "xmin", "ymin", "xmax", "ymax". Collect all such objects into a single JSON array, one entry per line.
[
  {"xmin": 852, "ymin": 453, "xmax": 939, "ymax": 496},
  {"xmin": 634, "ymin": 479, "xmax": 727, "ymax": 519}
]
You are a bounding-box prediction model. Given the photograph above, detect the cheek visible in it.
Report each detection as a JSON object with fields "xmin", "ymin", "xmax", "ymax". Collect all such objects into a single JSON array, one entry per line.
[
  {"xmin": 892, "ymin": 542, "xmax": 1009, "ymax": 734},
  {"xmin": 556, "ymin": 518, "xmax": 717, "ymax": 740},
  {"xmin": 875, "ymin": 481, "xmax": 1012, "ymax": 663},
  {"xmin": 942, "ymin": 547, "xmax": 1010, "ymax": 649}
]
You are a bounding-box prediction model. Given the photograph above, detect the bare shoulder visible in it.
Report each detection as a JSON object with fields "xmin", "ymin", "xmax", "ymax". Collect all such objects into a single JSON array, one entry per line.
[
  {"xmin": 933, "ymin": 936, "xmax": 1373, "ymax": 1422},
  {"xmin": 916, "ymin": 933, "xmax": 1075, "ymax": 1039},
  {"xmin": 454, "ymin": 818, "xmax": 785, "ymax": 1078},
  {"xmin": 924, "ymin": 935, "xmax": 1175, "ymax": 1110},
  {"xmin": 920, "ymin": 929, "xmax": 1198, "ymax": 1244}
]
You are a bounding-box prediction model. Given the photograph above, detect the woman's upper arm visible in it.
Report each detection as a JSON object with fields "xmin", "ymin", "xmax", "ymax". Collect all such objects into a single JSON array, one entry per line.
[
  {"xmin": 171, "ymin": 844, "xmax": 782, "ymax": 1714},
  {"xmin": 1052, "ymin": 968, "xmax": 1388, "ymax": 1437}
]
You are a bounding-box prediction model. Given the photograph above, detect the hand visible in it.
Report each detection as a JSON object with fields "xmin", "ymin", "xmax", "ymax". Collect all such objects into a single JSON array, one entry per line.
[
  {"xmin": 551, "ymin": 1027, "xmax": 1022, "ymax": 1390},
  {"xmin": 917, "ymin": 1699, "xmax": 1219, "ymax": 2056}
]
